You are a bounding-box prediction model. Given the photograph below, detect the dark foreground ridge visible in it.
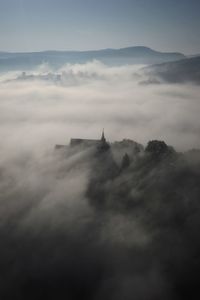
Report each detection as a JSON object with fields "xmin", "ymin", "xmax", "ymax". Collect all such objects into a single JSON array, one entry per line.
[{"xmin": 0, "ymin": 133, "xmax": 200, "ymax": 299}]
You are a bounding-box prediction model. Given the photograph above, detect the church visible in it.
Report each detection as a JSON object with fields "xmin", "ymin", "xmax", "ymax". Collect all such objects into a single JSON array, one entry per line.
[{"xmin": 55, "ymin": 130, "xmax": 109, "ymax": 150}]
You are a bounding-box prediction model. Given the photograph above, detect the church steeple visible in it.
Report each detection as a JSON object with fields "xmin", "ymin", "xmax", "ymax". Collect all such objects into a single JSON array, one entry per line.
[
  {"xmin": 101, "ymin": 129, "xmax": 106, "ymax": 142},
  {"xmin": 98, "ymin": 128, "xmax": 109, "ymax": 152}
]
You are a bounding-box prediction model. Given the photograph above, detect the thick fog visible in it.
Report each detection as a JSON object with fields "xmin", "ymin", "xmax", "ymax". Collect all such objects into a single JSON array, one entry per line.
[
  {"xmin": 1, "ymin": 61, "xmax": 200, "ymax": 152},
  {"xmin": 0, "ymin": 61, "xmax": 200, "ymax": 299}
]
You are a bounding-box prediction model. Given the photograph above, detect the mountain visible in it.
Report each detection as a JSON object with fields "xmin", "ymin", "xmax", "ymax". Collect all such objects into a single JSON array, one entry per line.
[
  {"xmin": 141, "ymin": 56, "xmax": 200, "ymax": 84},
  {"xmin": 0, "ymin": 47, "xmax": 185, "ymax": 71}
]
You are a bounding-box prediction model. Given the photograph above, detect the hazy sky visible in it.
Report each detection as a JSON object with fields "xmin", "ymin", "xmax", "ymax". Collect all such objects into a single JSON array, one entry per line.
[{"xmin": 0, "ymin": 0, "xmax": 200, "ymax": 54}]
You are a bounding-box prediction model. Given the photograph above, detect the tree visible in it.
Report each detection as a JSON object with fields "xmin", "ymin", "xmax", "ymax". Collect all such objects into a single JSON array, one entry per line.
[
  {"xmin": 121, "ymin": 153, "xmax": 130, "ymax": 170},
  {"xmin": 145, "ymin": 140, "xmax": 175, "ymax": 160}
]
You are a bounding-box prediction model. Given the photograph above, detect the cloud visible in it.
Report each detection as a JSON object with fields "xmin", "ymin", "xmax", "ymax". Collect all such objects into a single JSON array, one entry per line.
[{"xmin": 0, "ymin": 61, "xmax": 200, "ymax": 152}]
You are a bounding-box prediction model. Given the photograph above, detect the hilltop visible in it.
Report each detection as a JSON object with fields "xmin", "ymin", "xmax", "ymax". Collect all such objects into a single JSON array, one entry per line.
[
  {"xmin": 141, "ymin": 55, "xmax": 200, "ymax": 84},
  {"xmin": 0, "ymin": 46, "xmax": 185, "ymax": 71}
]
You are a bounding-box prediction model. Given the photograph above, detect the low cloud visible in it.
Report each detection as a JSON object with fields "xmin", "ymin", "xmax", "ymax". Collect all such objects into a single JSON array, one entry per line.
[{"xmin": 1, "ymin": 61, "xmax": 200, "ymax": 152}]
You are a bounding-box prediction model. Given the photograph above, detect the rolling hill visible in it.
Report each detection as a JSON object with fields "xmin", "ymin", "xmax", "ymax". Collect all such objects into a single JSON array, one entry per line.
[
  {"xmin": 0, "ymin": 46, "xmax": 185, "ymax": 71},
  {"xmin": 142, "ymin": 56, "xmax": 200, "ymax": 84}
]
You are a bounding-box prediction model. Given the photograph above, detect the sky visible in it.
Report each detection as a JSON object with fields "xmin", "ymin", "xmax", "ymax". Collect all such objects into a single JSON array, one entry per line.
[{"xmin": 0, "ymin": 0, "xmax": 200, "ymax": 54}]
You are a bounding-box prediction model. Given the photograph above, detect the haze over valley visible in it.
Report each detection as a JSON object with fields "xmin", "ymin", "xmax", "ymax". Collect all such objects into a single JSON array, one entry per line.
[{"xmin": 1, "ymin": 0, "xmax": 200, "ymax": 299}]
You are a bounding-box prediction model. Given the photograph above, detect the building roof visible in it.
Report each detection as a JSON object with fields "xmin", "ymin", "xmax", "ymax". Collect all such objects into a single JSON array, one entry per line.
[{"xmin": 70, "ymin": 138, "xmax": 101, "ymax": 147}]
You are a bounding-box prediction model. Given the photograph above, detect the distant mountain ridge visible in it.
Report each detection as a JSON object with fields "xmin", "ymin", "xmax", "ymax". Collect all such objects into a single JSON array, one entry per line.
[{"xmin": 0, "ymin": 46, "xmax": 185, "ymax": 71}]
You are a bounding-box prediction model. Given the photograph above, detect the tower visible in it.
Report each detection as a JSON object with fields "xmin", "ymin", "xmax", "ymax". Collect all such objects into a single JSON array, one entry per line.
[
  {"xmin": 98, "ymin": 129, "xmax": 109, "ymax": 152},
  {"xmin": 101, "ymin": 129, "xmax": 106, "ymax": 143}
]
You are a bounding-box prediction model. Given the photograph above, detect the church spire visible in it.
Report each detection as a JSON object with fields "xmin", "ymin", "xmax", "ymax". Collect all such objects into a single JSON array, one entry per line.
[{"xmin": 101, "ymin": 128, "xmax": 106, "ymax": 142}]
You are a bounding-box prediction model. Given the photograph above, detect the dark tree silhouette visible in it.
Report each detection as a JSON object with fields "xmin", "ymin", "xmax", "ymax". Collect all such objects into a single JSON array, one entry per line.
[
  {"xmin": 145, "ymin": 140, "xmax": 175, "ymax": 160},
  {"xmin": 121, "ymin": 153, "xmax": 130, "ymax": 170}
]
